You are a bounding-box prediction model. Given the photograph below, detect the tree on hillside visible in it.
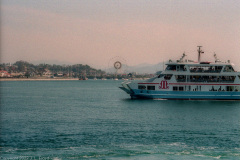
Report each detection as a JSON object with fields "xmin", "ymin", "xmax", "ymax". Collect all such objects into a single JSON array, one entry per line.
[{"xmin": 14, "ymin": 61, "xmax": 34, "ymax": 72}]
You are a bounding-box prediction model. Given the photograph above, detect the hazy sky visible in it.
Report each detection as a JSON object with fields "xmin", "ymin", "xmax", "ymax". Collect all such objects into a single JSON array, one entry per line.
[{"xmin": 1, "ymin": 0, "xmax": 240, "ymax": 69}]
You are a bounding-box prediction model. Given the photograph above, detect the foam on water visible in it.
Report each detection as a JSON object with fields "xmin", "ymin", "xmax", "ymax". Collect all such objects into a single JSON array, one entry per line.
[{"xmin": 1, "ymin": 145, "xmax": 240, "ymax": 159}]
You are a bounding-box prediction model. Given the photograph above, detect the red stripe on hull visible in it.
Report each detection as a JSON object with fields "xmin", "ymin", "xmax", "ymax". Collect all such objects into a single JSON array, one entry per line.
[
  {"xmin": 169, "ymin": 83, "xmax": 240, "ymax": 86},
  {"xmin": 138, "ymin": 83, "xmax": 159, "ymax": 84}
]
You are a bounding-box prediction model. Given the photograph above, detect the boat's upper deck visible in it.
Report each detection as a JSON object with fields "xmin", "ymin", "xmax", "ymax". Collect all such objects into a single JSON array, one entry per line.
[
  {"xmin": 164, "ymin": 62, "xmax": 237, "ymax": 74},
  {"xmin": 146, "ymin": 48, "xmax": 240, "ymax": 84},
  {"xmin": 163, "ymin": 52, "xmax": 239, "ymax": 75},
  {"xmin": 147, "ymin": 61, "xmax": 240, "ymax": 84}
]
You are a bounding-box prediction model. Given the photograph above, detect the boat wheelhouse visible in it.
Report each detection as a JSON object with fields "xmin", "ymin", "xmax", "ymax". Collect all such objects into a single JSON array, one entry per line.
[{"xmin": 120, "ymin": 47, "xmax": 240, "ymax": 100}]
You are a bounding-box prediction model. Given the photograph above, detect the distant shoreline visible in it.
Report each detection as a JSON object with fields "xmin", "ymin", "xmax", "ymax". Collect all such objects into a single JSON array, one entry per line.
[{"xmin": 0, "ymin": 78, "xmax": 79, "ymax": 81}]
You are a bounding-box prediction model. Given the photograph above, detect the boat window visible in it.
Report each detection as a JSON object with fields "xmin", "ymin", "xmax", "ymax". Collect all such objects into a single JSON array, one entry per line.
[
  {"xmin": 173, "ymin": 86, "xmax": 184, "ymax": 91},
  {"xmin": 210, "ymin": 86, "xmax": 217, "ymax": 91},
  {"xmin": 226, "ymin": 86, "xmax": 234, "ymax": 91},
  {"xmin": 188, "ymin": 86, "xmax": 191, "ymax": 91},
  {"xmin": 208, "ymin": 76, "xmax": 219, "ymax": 82},
  {"xmin": 147, "ymin": 86, "xmax": 155, "ymax": 90},
  {"xmin": 221, "ymin": 76, "xmax": 235, "ymax": 83},
  {"xmin": 175, "ymin": 75, "xmax": 186, "ymax": 82},
  {"xmin": 215, "ymin": 66, "xmax": 223, "ymax": 72},
  {"xmin": 177, "ymin": 65, "xmax": 187, "ymax": 71},
  {"xmin": 210, "ymin": 86, "xmax": 230, "ymax": 92},
  {"xmin": 190, "ymin": 75, "xmax": 208, "ymax": 82},
  {"xmin": 164, "ymin": 74, "xmax": 172, "ymax": 80},
  {"xmin": 210, "ymin": 86, "xmax": 225, "ymax": 92},
  {"xmin": 238, "ymin": 75, "xmax": 240, "ymax": 80},
  {"xmin": 179, "ymin": 86, "xmax": 184, "ymax": 91},
  {"xmin": 223, "ymin": 65, "xmax": 235, "ymax": 72},
  {"xmin": 157, "ymin": 74, "xmax": 164, "ymax": 78},
  {"xmin": 166, "ymin": 65, "xmax": 176, "ymax": 71},
  {"xmin": 166, "ymin": 65, "xmax": 186, "ymax": 71},
  {"xmin": 173, "ymin": 86, "xmax": 178, "ymax": 91},
  {"xmin": 138, "ymin": 85, "xmax": 146, "ymax": 90}
]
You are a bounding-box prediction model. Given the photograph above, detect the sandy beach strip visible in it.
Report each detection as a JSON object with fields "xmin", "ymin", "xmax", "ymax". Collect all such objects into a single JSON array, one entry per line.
[{"xmin": 0, "ymin": 78, "xmax": 79, "ymax": 81}]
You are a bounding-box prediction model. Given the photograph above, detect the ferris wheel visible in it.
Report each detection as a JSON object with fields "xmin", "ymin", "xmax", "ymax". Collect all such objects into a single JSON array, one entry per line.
[{"xmin": 108, "ymin": 56, "xmax": 128, "ymax": 74}]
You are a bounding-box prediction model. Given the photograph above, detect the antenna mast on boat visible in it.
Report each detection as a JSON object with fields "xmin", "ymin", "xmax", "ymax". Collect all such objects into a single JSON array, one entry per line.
[{"xmin": 197, "ymin": 46, "xmax": 204, "ymax": 63}]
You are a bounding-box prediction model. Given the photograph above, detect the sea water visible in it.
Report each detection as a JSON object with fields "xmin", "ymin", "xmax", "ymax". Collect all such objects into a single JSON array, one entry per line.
[{"xmin": 0, "ymin": 80, "xmax": 240, "ymax": 160}]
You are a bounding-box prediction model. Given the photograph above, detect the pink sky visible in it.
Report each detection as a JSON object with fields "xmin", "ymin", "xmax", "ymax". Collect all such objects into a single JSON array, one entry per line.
[{"xmin": 1, "ymin": 0, "xmax": 240, "ymax": 69}]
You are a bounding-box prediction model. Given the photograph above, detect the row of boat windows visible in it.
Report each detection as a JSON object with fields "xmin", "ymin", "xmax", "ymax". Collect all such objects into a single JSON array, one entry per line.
[
  {"xmin": 138, "ymin": 85, "xmax": 240, "ymax": 92},
  {"xmin": 189, "ymin": 66, "xmax": 223, "ymax": 73},
  {"xmin": 166, "ymin": 65, "xmax": 186, "ymax": 71},
  {"xmin": 138, "ymin": 85, "xmax": 155, "ymax": 90},
  {"xmin": 209, "ymin": 86, "xmax": 238, "ymax": 92},
  {"xmin": 173, "ymin": 86, "xmax": 239, "ymax": 92},
  {"xmin": 158, "ymin": 74, "xmax": 239, "ymax": 83},
  {"xmin": 166, "ymin": 65, "xmax": 235, "ymax": 73},
  {"xmin": 176, "ymin": 75, "xmax": 236, "ymax": 83}
]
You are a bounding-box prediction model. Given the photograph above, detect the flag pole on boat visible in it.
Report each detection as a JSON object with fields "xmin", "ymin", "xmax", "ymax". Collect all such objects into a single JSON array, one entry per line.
[{"xmin": 197, "ymin": 46, "xmax": 204, "ymax": 62}]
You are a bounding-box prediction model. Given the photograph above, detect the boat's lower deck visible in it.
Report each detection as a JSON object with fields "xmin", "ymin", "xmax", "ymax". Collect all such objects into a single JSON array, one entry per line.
[{"xmin": 130, "ymin": 90, "xmax": 240, "ymax": 100}]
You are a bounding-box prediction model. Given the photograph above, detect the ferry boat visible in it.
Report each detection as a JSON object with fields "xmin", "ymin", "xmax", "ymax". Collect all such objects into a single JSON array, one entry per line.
[{"xmin": 120, "ymin": 46, "xmax": 240, "ymax": 100}]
